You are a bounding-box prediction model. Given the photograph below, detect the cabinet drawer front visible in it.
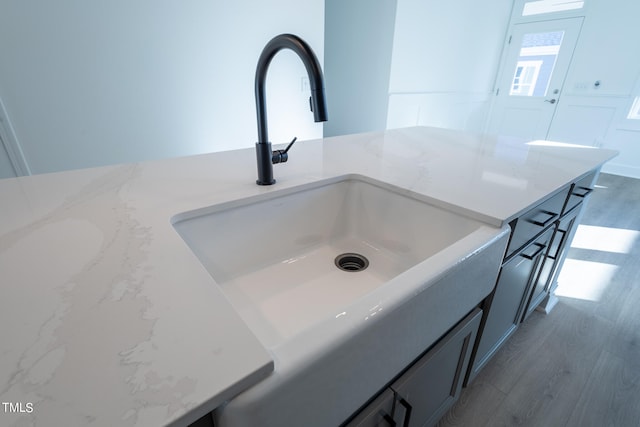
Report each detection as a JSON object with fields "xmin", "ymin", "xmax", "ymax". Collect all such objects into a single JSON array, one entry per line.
[
  {"xmin": 506, "ymin": 188, "xmax": 568, "ymax": 258},
  {"xmin": 563, "ymin": 170, "xmax": 597, "ymax": 215}
]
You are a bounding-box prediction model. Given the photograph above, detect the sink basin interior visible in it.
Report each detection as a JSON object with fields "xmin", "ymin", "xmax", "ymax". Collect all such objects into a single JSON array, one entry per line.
[{"xmin": 172, "ymin": 175, "xmax": 484, "ymax": 347}]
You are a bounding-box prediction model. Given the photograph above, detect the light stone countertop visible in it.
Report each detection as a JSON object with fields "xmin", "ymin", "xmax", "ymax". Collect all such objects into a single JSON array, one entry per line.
[{"xmin": 0, "ymin": 126, "xmax": 617, "ymax": 426}]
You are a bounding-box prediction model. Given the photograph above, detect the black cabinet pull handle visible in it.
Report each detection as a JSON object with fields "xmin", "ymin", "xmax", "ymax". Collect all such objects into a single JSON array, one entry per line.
[
  {"xmin": 398, "ymin": 398, "xmax": 412, "ymax": 427},
  {"xmin": 521, "ymin": 242, "xmax": 547, "ymax": 260},
  {"xmin": 382, "ymin": 412, "xmax": 396, "ymax": 426},
  {"xmin": 528, "ymin": 210, "xmax": 557, "ymax": 227},
  {"xmin": 548, "ymin": 229, "xmax": 567, "ymax": 260},
  {"xmin": 572, "ymin": 186, "xmax": 593, "ymax": 198}
]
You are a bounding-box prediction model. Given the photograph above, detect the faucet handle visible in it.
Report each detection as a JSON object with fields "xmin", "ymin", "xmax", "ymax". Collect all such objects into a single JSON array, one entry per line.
[{"xmin": 272, "ymin": 137, "xmax": 297, "ymax": 164}]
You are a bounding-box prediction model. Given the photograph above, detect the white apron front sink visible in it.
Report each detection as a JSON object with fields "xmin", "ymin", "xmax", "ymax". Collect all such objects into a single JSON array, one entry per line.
[{"xmin": 171, "ymin": 174, "xmax": 510, "ymax": 427}]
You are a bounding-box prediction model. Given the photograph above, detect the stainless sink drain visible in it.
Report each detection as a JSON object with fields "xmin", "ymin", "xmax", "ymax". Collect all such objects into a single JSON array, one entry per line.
[{"xmin": 335, "ymin": 253, "xmax": 369, "ymax": 272}]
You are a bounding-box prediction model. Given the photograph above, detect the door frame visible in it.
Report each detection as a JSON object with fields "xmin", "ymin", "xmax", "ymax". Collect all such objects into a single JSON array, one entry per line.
[
  {"xmin": 0, "ymin": 97, "xmax": 30, "ymax": 177},
  {"xmin": 483, "ymin": 0, "xmax": 589, "ymax": 138}
]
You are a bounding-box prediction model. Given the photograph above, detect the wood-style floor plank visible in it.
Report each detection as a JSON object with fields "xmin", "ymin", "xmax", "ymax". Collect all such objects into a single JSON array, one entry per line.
[
  {"xmin": 566, "ymin": 350, "xmax": 640, "ymax": 427},
  {"xmin": 483, "ymin": 304, "xmax": 613, "ymax": 427}
]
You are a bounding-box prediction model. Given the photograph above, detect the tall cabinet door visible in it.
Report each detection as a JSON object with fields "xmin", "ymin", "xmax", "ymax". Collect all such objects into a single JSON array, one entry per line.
[
  {"xmin": 346, "ymin": 389, "xmax": 397, "ymax": 427},
  {"xmin": 469, "ymin": 227, "xmax": 554, "ymax": 380},
  {"xmin": 523, "ymin": 205, "xmax": 580, "ymax": 319},
  {"xmin": 391, "ymin": 309, "xmax": 482, "ymax": 427},
  {"xmin": 344, "ymin": 310, "xmax": 482, "ymax": 427}
]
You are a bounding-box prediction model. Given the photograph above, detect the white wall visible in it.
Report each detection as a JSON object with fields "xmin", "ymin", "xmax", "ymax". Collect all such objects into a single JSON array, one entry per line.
[
  {"xmin": 323, "ymin": 0, "xmax": 513, "ymax": 137},
  {"xmin": 324, "ymin": 0, "xmax": 397, "ymax": 137},
  {"xmin": 0, "ymin": 1, "xmax": 324, "ymax": 175},
  {"xmin": 387, "ymin": 0, "xmax": 513, "ymax": 132}
]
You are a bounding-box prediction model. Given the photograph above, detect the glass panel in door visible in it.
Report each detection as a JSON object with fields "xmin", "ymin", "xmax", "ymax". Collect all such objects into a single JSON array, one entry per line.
[
  {"xmin": 509, "ymin": 31, "xmax": 564, "ymax": 97},
  {"xmin": 486, "ymin": 17, "xmax": 583, "ymax": 140}
]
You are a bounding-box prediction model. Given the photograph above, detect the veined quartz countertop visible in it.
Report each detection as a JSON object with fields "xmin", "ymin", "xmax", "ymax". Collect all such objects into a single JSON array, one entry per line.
[{"xmin": 0, "ymin": 126, "xmax": 617, "ymax": 426}]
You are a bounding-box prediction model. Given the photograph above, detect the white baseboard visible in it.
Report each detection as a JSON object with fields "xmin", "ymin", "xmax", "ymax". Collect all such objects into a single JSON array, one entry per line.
[
  {"xmin": 601, "ymin": 162, "xmax": 640, "ymax": 180},
  {"xmin": 537, "ymin": 293, "xmax": 560, "ymax": 314}
]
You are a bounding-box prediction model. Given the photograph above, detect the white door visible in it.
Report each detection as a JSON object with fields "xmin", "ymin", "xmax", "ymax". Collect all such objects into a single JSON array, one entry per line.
[{"xmin": 487, "ymin": 17, "xmax": 584, "ymax": 140}]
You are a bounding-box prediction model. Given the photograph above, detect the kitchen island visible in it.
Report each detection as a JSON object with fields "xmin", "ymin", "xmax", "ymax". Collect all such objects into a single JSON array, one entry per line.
[{"xmin": 0, "ymin": 126, "xmax": 617, "ymax": 426}]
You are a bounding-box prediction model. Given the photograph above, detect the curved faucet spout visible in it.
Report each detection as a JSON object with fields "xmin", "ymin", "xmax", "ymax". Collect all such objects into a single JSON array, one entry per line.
[
  {"xmin": 255, "ymin": 33, "xmax": 328, "ymax": 144},
  {"xmin": 254, "ymin": 34, "xmax": 328, "ymax": 185}
]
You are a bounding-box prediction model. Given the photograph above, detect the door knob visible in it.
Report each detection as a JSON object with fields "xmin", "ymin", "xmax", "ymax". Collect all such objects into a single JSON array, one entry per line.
[{"xmin": 545, "ymin": 99, "xmax": 557, "ymax": 104}]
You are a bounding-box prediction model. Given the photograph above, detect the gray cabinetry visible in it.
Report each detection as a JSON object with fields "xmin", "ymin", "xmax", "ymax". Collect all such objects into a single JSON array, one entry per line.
[
  {"xmin": 563, "ymin": 171, "xmax": 597, "ymax": 215},
  {"xmin": 467, "ymin": 169, "xmax": 599, "ymax": 384},
  {"xmin": 524, "ymin": 204, "xmax": 580, "ymax": 319},
  {"xmin": 536, "ymin": 170, "xmax": 597, "ymax": 312},
  {"xmin": 346, "ymin": 309, "xmax": 482, "ymax": 427},
  {"xmin": 504, "ymin": 188, "xmax": 566, "ymax": 259},
  {"xmin": 346, "ymin": 389, "xmax": 396, "ymax": 427}
]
